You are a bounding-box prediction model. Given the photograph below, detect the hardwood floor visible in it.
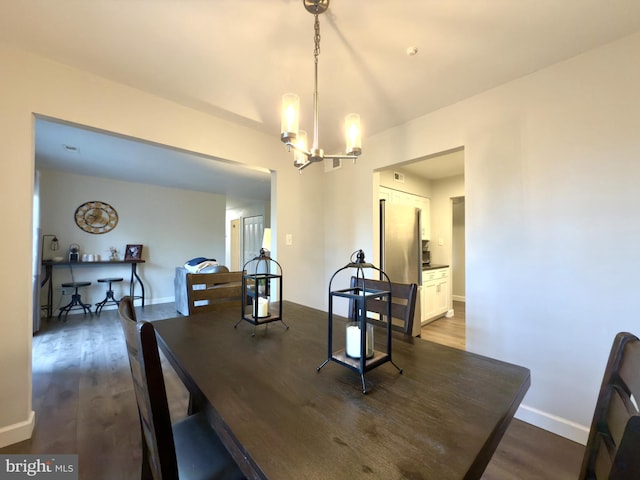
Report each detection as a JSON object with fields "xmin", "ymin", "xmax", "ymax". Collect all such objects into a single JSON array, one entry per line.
[
  {"xmin": 420, "ymin": 300, "xmax": 466, "ymax": 350},
  {"xmin": 1, "ymin": 303, "xmax": 189, "ymax": 479},
  {"xmin": 2, "ymin": 301, "xmax": 585, "ymax": 479}
]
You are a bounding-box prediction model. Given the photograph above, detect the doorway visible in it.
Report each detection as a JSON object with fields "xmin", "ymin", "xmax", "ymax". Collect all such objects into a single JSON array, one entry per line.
[
  {"xmin": 451, "ymin": 196, "xmax": 465, "ymax": 302},
  {"xmin": 33, "ymin": 116, "xmax": 271, "ymax": 320},
  {"xmin": 230, "ymin": 219, "xmax": 241, "ymax": 271},
  {"xmin": 375, "ymin": 148, "xmax": 465, "ymax": 288},
  {"xmin": 242, "ymin": 215, "xmax": 264, "ymax": 267},
  {"xmin": 375, "ymin": 147, "xmax": 466, "ymax": 340}
]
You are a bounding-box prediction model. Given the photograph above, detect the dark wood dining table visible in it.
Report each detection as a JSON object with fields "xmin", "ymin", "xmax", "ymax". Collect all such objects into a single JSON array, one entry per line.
[{"xmin": 153, "ymin": 301, "xmax": 530, "ymax": 480}]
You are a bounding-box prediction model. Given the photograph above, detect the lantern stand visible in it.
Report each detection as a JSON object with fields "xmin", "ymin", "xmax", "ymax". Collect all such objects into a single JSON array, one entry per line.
[
  {"xmin": 317, "ymin": 249, "xmax": 401, "ymax": 393},
  {"xmin": 235, "ymin": 247, "xmax": 287, "ymax": 336}
]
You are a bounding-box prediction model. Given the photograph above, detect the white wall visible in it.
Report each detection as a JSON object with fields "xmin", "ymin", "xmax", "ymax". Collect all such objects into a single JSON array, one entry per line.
[
  {"xmin": 39, "ymin": 170, "xmax": 226, "ymax": 306},
  {"xmin": 323, "ymin": 32, "xmax": 640, "ymax": 443}
]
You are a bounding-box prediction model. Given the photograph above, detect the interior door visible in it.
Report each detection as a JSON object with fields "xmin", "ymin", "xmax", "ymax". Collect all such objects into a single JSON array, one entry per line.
[
  {"xmin": 242, "ymin": 215, "xmax": 264, "ymax": 267},
  {"xmin": 230, "ymin": 219, "xmax": 241, "ymax": 271}
]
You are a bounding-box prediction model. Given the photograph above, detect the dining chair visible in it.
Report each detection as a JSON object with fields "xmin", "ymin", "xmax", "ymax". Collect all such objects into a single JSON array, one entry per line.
[
  {"xmin": 119, "ymin": 294, "xmax": 137, "ymax": 322},
  {"xmin": 349, "ymin": 276, "xmax": 418, "ymax": 336},
  {"xmin": 118, "ymin": 297, "xmax": 245, "ymax": 480},
  {"xmin": 579, "ymin": 331, "xmax": 640, "ymax": 480}
]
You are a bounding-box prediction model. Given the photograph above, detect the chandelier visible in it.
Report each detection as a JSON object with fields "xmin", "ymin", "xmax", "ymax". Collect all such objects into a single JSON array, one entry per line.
[{"xmin": 280, "ymin": 0, "xmax": 362, "ymax": 172}]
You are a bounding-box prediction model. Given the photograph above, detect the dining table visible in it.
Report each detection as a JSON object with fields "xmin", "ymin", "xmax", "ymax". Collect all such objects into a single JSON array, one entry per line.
[{"xmin": 153, "ymin": 301, "xmax": 530, "ymax": 480}]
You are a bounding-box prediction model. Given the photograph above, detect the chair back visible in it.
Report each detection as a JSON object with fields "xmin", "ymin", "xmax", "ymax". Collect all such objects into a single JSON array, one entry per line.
[
  {"xmin": 119, "ymin": 298, "xmax": 179, "ymax": 479},
  {"xmin": 579, "ymin": 331, "xmax": 640, "ymax": 479},
  {"xmin": 186, "ymin": 271, "xmax": 244, "ymax": 315},
  {"xmin": 349, "ymin": 276, "xmax": 418, "ymax": 336},
  {"xmin": 119, "ymin": 295, "xmax": 137, "ymax": 322}
]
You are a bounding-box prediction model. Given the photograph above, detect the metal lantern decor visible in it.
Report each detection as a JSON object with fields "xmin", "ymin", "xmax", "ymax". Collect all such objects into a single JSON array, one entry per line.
[
  {"xmin": 236, "ymin": 246, "xmax": 288, "ymax": 335},
  {"xmin": 317, "ymin": 249, "xmax": 402, "ymax": 393}
]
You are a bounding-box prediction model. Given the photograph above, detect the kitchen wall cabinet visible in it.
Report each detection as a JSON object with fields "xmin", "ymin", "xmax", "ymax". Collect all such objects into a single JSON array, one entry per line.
[
  {"xmin": 421, "ymin": 267, "xmax": 451, "ymax": 325},
  {"xmin": 379, "ymin": 186, "xmax": 430, "ymax": 241}
]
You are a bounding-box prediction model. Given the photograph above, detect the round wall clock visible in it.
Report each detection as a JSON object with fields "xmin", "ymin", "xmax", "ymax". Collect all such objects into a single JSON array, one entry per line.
[{"xmin": 74, "ymin": 201, "xmax": 119, "ymax": 234}]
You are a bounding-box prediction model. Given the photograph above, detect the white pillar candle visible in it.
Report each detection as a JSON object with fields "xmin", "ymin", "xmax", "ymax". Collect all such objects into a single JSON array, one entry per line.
[
  {"xmin": 346, "ymin": 323, "xmax": 374, "ymax": 359},
  {"xmin": 255, "ymin": 297, "xmax": 269, "ymax": 318}
]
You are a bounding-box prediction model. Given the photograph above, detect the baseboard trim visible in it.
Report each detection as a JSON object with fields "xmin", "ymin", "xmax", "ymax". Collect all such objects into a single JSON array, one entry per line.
[
  {"xmin": 0, "ymin": 411, "xmax": 35, "ymax": 448},
  {"xmin": 515, "ymin": 403, "xmax": 589, "ymax": 445},
  {"xmin": 148, "ymin": 296, "xmax": 174, "ymax": 305},
  {"xmin": 452, "ymin": 295, "xmax": 466, "ymax": 302}
]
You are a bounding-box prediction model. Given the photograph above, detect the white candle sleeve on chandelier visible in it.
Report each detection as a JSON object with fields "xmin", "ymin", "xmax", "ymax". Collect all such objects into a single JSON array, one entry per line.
[
  {"xmin": 281, "ymin": 93, "xmax": 300, "ymax": 139},
  {"xmin": 345, "ymin": 113, "xmax": 362, "ymax": 155},
  {"xmin": 294, "ymin": 130, "xmax": 308, "ymax": 167}
]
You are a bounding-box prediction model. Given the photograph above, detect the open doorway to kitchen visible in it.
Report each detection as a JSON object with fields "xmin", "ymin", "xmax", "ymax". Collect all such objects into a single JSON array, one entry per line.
[{"xmin": 375, "ymin": 147, "xmax": 466, "ymax": 349}]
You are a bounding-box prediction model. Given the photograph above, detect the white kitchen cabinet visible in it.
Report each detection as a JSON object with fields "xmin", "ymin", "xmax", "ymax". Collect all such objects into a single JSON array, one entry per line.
[{"xmin": 421, "ymin": 267, "xmax": 451, "ymax": 325}]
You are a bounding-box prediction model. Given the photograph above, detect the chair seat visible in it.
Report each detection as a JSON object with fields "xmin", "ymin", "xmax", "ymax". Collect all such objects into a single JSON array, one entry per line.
[
  {"xmin": 95, "ymin": 277, "xmax": 122, "ymax": 316},
  {"xmin": 97, "ymin": 277, "xmax": 123, "ymax": 283},
  {"xmin": 58, "ymin": 282, "xmax": 92, "ymax": 320},
  {"xmin": 173, "ymin": 412, "xmax": 245, "ymax": 480},
  {"xmin": 61, "ymin": 281, "xmax": 91, "ymax": 288}
]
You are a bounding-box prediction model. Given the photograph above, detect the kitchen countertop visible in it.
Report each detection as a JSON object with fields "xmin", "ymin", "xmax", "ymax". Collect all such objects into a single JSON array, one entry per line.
[{"xmin": 422, "ymin": 263, "xmax": 449, "ymax": 271}]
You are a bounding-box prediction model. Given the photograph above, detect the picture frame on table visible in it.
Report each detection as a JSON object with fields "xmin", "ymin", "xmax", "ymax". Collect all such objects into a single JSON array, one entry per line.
[{"xmin": 124, "ymin": 244, "xmax": 143, "ymax": 261}]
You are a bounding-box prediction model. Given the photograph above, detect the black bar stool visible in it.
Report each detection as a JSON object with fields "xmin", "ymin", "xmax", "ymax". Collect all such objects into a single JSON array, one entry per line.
[
  {"xmin": 58, "ymin": 282, "xmax": 92, "ymax": 321},
  {"xmin": 95, "ymin": 277, "xmax": 123, "ymax": 316}
]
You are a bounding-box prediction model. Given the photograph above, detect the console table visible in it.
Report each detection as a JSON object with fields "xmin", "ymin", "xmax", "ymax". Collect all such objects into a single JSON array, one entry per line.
[{"xmin": 40, "ymin": 259, "xmax": 145, "ymax": 318}]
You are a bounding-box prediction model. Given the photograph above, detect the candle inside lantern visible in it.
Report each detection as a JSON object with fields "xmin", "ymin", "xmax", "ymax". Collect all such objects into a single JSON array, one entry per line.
[
  {"xmin": 254, "ymin": 297, "xmax": 269, "ymax": 318},
  {"xmin": 345, "ymin": 322, "xmax": 374, "ymax": 359}
]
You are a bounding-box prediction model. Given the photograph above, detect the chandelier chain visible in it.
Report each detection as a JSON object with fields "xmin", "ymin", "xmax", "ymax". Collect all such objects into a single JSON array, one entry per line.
[{"xmin": 314, "ymin": 13, "xmax": 321, "ymax": 64}]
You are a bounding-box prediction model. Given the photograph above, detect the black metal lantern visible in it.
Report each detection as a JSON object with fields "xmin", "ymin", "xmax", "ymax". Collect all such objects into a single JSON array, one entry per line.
[
  {"xmin": 317, "ymin": 249, "xmax": 402, "ymax": 393},
  {"xmin": 236, "ymin": 247, "xmax": 288, "ymax": 335}
]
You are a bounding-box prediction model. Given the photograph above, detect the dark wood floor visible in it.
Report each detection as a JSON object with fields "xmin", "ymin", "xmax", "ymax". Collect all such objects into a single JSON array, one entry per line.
[{"xmin": 2, "ymin": 301, "xmax": 584, "ymax": 479}]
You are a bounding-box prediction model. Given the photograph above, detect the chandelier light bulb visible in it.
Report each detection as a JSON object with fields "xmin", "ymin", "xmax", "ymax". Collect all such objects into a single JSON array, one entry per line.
[
  {"xmin": 345, "ymin": 113, "xmax": 362, "ymax": 156},
  {"xmin": 281, "ymin": 93, "xmax": 300, "ymax": 142}
]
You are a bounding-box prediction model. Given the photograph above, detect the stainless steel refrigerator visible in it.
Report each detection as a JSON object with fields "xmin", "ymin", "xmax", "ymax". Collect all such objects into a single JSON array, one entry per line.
[{"xmin": 379, "ymin": 200, "xmax": 422, "ymax": 335}]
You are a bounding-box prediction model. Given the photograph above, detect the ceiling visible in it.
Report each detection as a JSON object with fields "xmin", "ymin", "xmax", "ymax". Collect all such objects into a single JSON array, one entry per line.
[
  {"xmin": 3, "ymin": 0, "xmax": 640, "ymax": 191},
  {"xmin": 34, "ymin": 117, "xmax": 272, "ymax": 209},
  {"xmin": 400, "ymin": 150, "xmax": 465, "ymax": 181}
]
